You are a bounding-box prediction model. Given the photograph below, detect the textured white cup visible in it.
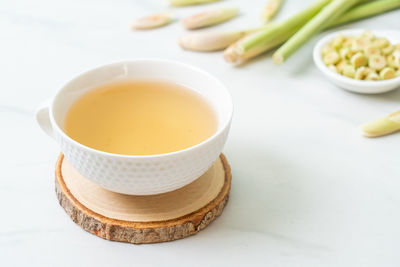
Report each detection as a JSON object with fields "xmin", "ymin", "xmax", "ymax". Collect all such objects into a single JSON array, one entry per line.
[{"xmin": 36, "ymin": 59, "xmax": 233, "ymax": 195}]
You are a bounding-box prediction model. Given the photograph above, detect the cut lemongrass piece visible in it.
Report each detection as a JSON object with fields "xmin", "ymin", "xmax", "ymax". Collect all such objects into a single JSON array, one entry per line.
[
  {"xmin": 354, "ymin": 66, "xmax": 369, "ymax": 80},
  {"xmin": 351, "ymin": 52, "xmax": 367, "ymax": 68},
  {"xmin": 380, "ymin": 67, "xmax": 396, "ymax": 80},
  {"xmin": 336, "ymin": 60, "xmax": 349, "ymax": 74},
  {"xmin": 388, "ymin": 54, "xmax": 400, "ymax": 68},
  {"xmin": 261, "ymin": 0, "xmax": 284, "ymax": 23},
  {"xmin": 382, "ymin": 45, "xmax": 394, "ymax": 55},
  {"xmin": 182, "ymin": 8, "xmax": 239, "ymax": 30},
  {"xmin": 332, "ymin": 34, "xmax": 345, "ymax": 49},
  {"xmin": 362, "ymin": 31, "xmax": 374, "ymax": 41},
  {"xmin": 323, "ymin": 51, "xmax": 340, "ymax": 65},
  {"xmin": 178, "ymin": 30, "xmax": 251, "ymax": 52},
  {"xmin": 131, "ymin": 12, "xmax": 174, "ymax": 30},
  {"xmin": 169, "ymin": 0, "xmax": 221, "ymax": 6},
  {"xmin": 328, "ymin": 64, "xmax": 338, "ymax": 73},
  {"xmin": 365, "ymin": 71, "xmax": 380, "ymax": 81},
  {"xmin": 351, "ymin": 37, "xmax": 371, "ymax": 52},
  {"xmin": 368, "ymin": 54, "xmax": 387, "ymax": 71},
  {"xmin": 362, "ymin": 110, "xmax": 400, "ymax": 138},
  {"xmin": 342, "ymin": 65, "xmax": 356, "ymax": 78},
  {"xmin": 342, "ymin": 37, "xmax": 354, "ymax": 48},
  {"xmin": 373, "ymin": 37, "xmax": 390, "ymax": 48},
  {"xmin": 322, "ymin": 44, "xmax": 335, "ymax": 56},
  {"xmin": 386, "ymin": 55, "xmax": 396, "ymax": 68},
  {"xmin": 364, "ymin": 45, "xmax": 381, "ymax": 57},
  {"xmin": 339, "ymin": 48, "xmax": 353, "ymax": 60}
]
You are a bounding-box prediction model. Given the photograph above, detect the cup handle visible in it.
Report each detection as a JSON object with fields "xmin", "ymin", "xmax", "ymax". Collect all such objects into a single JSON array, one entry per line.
[{"xmin": 36, "ymin": 100, "xmax": 54, "ymax": 139}]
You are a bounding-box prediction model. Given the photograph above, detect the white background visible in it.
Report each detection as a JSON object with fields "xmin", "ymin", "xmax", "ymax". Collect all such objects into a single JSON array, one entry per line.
[{"xmin": 1, "ymin": 0, "xmax": 399, "ymax": 266}]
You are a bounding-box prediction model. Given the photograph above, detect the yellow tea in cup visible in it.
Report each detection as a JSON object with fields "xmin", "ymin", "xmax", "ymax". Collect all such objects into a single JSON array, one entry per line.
[{"xmin": 65, "ymin": 80, "xmax": 217, "ymax": 155}]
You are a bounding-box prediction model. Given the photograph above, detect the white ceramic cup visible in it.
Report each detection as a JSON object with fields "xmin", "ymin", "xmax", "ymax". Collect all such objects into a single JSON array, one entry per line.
[{"xmin": 36, "ymin": 59, "xmax": 233, "ymax": 195}]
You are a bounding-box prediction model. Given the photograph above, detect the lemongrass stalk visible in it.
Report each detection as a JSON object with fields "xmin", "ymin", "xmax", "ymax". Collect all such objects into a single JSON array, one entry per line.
[
  {"xmin": 131, "ymin": 13, "xmax": 174, "ymax": 30},
  {"xmin": 225, "ymin": 0, "xmax": 400, "ymax": 64},
  {"xmin": 329, "ymin": 0, "xmax": 400, "ymax": 27},
  {"xmin": 362, "ymin": 110, "xmax": 400, "ymax": 138},
  {"xmin": 182, "ymin": 8, "xmax": 239, "ymax": 30},
  {"xmin": 273, "ymin": 0, "xmax": 361, "ymax": 64},
  {"xmin": 224, "ymin": 25, "xmax": 297, "ymax": 64},
  {"xmin": 223, "ymin": 31, "xmax": 278, "ymax": 63},
  {"xmin": 225, "ymin": 0, "xmax": 331, "ymax": 64},
  {"xmin": 179, "ymin": 27, "xmax": 263, "ymax": 52},
  {"xmin": 169, "ymin": 0, "xmax": 221, "ymax": 6},
  {"xmin": 241, "ymin": 0, "xmax": 331, "ymax": 52},
  {"xmin": 261, "ymin": 0, "xmax": 284, "ymax": 23}
]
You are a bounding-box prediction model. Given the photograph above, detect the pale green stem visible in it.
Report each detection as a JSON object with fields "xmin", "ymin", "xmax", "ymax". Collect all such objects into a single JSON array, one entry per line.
[
  {"xmin": 328, "ymin": 0, "xmax": 400, "ymax": 27},
  {"xmin": 241, "ymin": 0, "xmax": 331, "ymax": 52},
  {"xmin": 226, "ymin": 0, "xmax": 400, "ymax": 64},
  {"xmin": 273, "ymin": 0, "xmax": 361, "ymax": 64}
]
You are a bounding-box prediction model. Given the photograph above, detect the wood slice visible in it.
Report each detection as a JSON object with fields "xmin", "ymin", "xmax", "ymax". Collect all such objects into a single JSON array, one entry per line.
[{"xmin": 55, "ymin": 153, "xmax": 231, "ymax": 244}]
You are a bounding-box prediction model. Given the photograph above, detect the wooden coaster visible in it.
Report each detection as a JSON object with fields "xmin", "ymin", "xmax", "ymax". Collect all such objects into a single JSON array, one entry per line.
[{"xmin": 55, "ymin": 154, "xmax": 231, "ymax": 244}]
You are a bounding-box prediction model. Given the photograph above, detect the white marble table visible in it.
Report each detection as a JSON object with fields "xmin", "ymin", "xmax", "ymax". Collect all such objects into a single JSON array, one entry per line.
[{"xmin": 1, "ymin": 0, "xmax": 399, "ymax": 266}]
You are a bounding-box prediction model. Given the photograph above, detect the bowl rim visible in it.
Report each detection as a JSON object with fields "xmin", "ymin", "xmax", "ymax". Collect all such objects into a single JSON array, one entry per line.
[
  {"xmin": 49, "ymin": 58, "xmax": 233, "ymax": 159},
  {"xmin": 313, "ymin": 28, "xmax": 400, "ymax": 92}
]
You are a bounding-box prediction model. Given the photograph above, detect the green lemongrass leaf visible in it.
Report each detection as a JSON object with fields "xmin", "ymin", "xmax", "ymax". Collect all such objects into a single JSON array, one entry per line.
[
  {"xmin": 224, "ymin": 0, "xmax": 400, "ymax": 65},
  {"xmin": 329, "ymin": 0, "xmax": 400, "ymax": 27},
  {"xmin": 224, "ymin": 26, "xmax": 298, "ymax": 65},
  {"xmin": 241, "ymin": 0, "xmax": 331, "ymax": 52},
  {"xmin": 273, "ymin": 0, "xmax": 361, "ymax": 64}
]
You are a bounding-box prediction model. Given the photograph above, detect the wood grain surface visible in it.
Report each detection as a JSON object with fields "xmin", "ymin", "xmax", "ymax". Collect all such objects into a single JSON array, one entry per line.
[{"xmin": 55, "ymin": 154, "xmax": 231, "ymax": 244}]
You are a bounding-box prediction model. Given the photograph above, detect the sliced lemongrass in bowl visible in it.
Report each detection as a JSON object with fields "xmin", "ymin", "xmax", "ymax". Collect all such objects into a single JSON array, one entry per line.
[
  {"xmin": 321, "ymin": 30, "xmax": 398, "ymax": 79},
  {"xmin": 182, "ymin": 8, "xmax": 239, "ymax": 30},
  {"xmin": 362, "ymin": 110, "xmax": 400, "ymax": 138},
  {"xmin": 132, "ymin": 12, "xmax": 174, "ymax": 30},
  {"xmin": 313, "ymin": 29, "xmax": 400, "ymax": 94}
]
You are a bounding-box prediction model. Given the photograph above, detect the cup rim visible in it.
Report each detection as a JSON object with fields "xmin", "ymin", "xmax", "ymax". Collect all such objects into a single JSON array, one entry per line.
[{"xmin": 49, "ymin": 58, "xmax": 233, "ymax": 159}]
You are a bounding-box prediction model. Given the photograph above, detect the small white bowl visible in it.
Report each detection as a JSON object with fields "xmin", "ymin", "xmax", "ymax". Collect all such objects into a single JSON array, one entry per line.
[{"xmin": 313, "ymin": 29, "xmax": 400, "ymax": 94}]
